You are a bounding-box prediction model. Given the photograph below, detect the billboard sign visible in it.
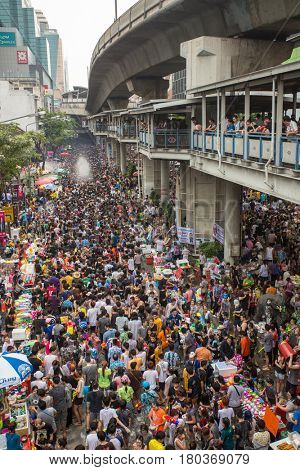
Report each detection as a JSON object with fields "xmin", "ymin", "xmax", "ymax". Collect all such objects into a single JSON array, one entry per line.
[
  {"xmin": 17, "ymin": 50, "xmax": 28, "ymax": 64},
  {"xmin": 0, "ymin": 32, "xmax": 16, "ymax": 47},
  {"xmin": 177, "ymin": 226, "xmax": 195, "ymax": 245},
  {"xmin": 212, "ymin": 223, "xmax": 225, "ymax": 245}
]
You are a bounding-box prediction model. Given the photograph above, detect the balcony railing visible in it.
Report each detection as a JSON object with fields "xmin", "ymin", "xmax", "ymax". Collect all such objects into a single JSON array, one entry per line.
[
  {"xmin": 96, "ymin": 123, "xmax": 108, "ymax": 132},
  {"xmin": 192, "ymin": 131, "xmax": 300, "ymax": 170},
  {"xmin": 119, "ymin": 124, "xmax": 137, "ymax": 139},
  {"xmin": 107, "ymin": 124, "xmax": 137, "ymax": 138}
]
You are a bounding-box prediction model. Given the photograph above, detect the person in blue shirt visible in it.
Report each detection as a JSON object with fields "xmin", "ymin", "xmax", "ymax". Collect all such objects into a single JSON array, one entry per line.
[
  {"xmin": 292, "ymin": 399, "xmax": 300, "ymax": 432},
  {"xmin": 226, "ymin": 119, "xmax": 235, "ymax": 132},
  {"xmin": 6, "ymin": 423, "xmax": 22, "ymax": 450}
]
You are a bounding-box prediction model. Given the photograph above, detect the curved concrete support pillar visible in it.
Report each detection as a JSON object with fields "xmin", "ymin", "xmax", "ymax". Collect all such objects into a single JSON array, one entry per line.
[{"xmin": 160, "ymin": 160, "xmax": 170, "ymax": 203}]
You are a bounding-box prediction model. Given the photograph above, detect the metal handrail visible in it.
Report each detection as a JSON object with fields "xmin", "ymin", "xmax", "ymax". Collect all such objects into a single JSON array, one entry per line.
[{"xmin": 192, "ymin": 131, "xmax": 300, "ymax": 169}]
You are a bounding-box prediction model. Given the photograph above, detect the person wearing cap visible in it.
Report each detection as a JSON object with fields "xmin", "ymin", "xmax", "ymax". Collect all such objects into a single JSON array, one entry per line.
[{"xmin": 31, "ymin": 371, "xmax": 47, "ymax": 390}]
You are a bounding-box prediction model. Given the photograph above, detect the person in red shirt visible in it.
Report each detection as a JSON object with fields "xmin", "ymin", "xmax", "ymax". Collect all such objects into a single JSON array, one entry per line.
[{"xmin": 240, "ymin": 331, "xmax": 250, "ymax": 361}]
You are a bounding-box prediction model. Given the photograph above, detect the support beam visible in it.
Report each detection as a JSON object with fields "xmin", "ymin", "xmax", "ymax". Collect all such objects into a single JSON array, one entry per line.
[
  {"xmin": 202, "ymin": 94, "xmax": 207, "ymax": 151},
  {"xmin": 275, "ymin": 78, "xmax": 284, "ymax": 166},
  {"xmin": 244, "ymin": 85, "xmax": 250, "ymax": 160},
  {"xmin": 220, "ymin": 89, "xmax": 226, "ymax": 154}
]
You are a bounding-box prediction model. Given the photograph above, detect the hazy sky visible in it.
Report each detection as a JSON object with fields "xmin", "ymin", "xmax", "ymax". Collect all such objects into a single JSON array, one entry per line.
[{"xmin": 31, "ymin": 0, "xmax": 137, "ymax": 89}]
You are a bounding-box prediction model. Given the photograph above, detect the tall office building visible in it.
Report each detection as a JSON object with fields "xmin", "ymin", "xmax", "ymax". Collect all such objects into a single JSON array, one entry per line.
[
  {"xmin": 64, "ymin": 58, "xmax": 69, "ymax": 92},
  {"xmin": 0, "ymin": 1, "xmax": 65, "ymax": 99}
]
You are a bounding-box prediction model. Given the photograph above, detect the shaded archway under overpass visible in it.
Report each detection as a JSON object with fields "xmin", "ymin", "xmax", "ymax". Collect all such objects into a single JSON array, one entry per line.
[{"xmin": 87, "ymin": 0, "xmax": 300, "ymax": 114}]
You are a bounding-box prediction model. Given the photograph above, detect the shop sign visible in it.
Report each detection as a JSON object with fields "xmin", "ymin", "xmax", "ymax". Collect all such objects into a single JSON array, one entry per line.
[{"xmin": 0, "ymin": 32, "xmax": 16, "ymax": 47}]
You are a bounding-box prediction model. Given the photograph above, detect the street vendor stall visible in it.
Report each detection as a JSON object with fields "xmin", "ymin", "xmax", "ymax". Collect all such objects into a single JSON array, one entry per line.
[{"xmin": 0, "ymin": 353, "xmax": 32, "ymax": 444}]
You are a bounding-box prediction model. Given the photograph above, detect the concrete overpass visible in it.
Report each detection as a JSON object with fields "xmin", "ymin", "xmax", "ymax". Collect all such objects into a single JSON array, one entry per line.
[{"xmin": 87, "ymin": 0, "xmax": 300, "ymax": 114}]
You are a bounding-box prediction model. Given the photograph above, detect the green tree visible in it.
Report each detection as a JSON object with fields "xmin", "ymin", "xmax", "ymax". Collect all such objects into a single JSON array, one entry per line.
[
  {"xmin": 27, "ymin": 130, "xmax": 47, "ymax": 165},
  {"xmin": 41, "ymin": 111, "xmax": 77, "ymax": 160},
  {"xmin": 0, "ymin": 123, "xmax": 37, "ymax": 193}
]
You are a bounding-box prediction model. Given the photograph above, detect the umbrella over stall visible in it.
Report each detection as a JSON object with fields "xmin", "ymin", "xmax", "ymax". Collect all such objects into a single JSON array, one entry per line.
[{"xmin": 0, "ymin": 352, "xmax": 33, "ymax": 389}]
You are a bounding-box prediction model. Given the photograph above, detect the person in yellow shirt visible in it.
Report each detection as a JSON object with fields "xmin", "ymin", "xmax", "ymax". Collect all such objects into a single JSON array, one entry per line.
[
  {"xmin": 154, "ymin": 341, "xmax": 163, "ymax": 365},
  {"xmin": 62, "ymin": 272, "xmax": 73, "ymax": 288},
  {"xmin": 128, "ymin": 350, "xmax": 143, "ymax": 371},
  {"xmin": 148, "ymin": 431, "xmax": 165, "ymax": 450},
  {"xmin": 153, "ymin": 312, "xmax": 162, "ymax": 335}
]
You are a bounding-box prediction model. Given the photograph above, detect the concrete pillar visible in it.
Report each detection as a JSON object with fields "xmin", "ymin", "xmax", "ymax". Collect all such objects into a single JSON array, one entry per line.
[
  {"xmin": 194, "ymin": 172, "xmax": 216, "ymax": 240},
  {"xmin": 120, "ymin": 142, "xmax": 127, "ymax": 174},
  {"xmin": 160, "ymin": 160, "xmax": 170, "ymax": 203},
  {"xmin": 112, "ymin": 140, "xmax": 120, "ymax": 167},
  {"xmin": 186, "ymin": 167, "xmax": 195, "ymax": 230},
  {"xmin": 179, "ymin": 162, "xmax": 187, "ymax": 226},
  {"xmin": 142, "ymin": 155, "xmax": 155, "ymax": 197},
  {"xmin": 224, "ymin": 181, "xmax": 242, "ymax": 264}
]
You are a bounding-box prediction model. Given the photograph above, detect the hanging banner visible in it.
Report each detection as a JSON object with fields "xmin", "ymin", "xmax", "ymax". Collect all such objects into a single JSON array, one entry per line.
[
  {"xmin": 2, "ymin": 205, "xmax": 14, "ymax": 223},
  {"xmin": 177, "ymin": 226, "xmax": 194, "ymax": 245},
  {"xmin": 212, "ymin": 223, "xmax": 225, "ymax": 245}
]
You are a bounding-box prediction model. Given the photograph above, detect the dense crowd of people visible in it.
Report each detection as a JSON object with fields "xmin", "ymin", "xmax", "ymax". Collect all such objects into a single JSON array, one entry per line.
[{"xmin": 0, "ymin": 138, "xmax": 299, "ymax": 451}]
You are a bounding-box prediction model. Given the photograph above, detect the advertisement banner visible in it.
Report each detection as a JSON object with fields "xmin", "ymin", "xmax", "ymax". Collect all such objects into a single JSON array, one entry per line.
[
  {"xmin": 2, "ymin": 205, "xmax": 14, "ymax": 223},
  {"xmin": 17, "ymin": 50, "xmax": 28, "ymax": 64},
  {"xmin": 0, "ymin": 32, "xmax": 16, "ymax": 47},
  {"xmin": 177, "ymin": 226, "xmax": 194, "ymax": 245},
  {"xmin": 212, "ymin": 223, "xmax": 225, "ymax": 245}
]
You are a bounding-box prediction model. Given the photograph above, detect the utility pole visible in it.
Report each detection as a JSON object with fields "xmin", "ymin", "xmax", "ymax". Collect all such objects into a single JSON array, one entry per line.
[{"xmin": 115, "ymin": 0, "xmax": 118, "ymax": 21}]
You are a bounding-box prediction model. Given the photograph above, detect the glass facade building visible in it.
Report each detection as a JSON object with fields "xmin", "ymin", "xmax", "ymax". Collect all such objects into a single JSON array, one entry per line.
[{"xmin": 0, "ymin": 0, "xmax": 64, "ymax": 92}]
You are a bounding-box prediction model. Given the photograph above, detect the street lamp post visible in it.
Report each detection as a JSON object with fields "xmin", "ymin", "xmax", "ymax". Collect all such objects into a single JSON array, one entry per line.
[
  {"xmin": 115, "ymin": 0, "xmax": 118, "ymax": 21},
  {"xmin": 25, "ymin": 121, "xmax": 39, "ymax": 199}
]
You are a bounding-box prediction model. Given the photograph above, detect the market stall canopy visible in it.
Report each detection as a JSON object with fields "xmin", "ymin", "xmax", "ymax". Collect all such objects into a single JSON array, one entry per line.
[{"xmin": 0, "ymin": 352, "xmax": 33, "ymax": 389}]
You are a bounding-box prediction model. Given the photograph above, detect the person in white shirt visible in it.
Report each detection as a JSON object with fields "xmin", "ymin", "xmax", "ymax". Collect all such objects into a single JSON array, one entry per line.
[
  {"xmin": 128, "ymin": 316, "xmax": 142, "ymax": 341},
  {"xmin": 143, "ymin": 362, "xmax": 159, "ymax": 390},
  {"xmin": 127, "ymin": 257, "xmax": 135, "ymax": 272},
  {"xmin": 218, "ymin": 397, "xmax": 235, "ymax": 431},
  {"xmin": 44, "ymin": 347, "xmax": 58, "ymax": 376},
  {"xmin": 156, "ymin": 356, "xmax": 168, "ymax": 399},
  {"xmin": 87, "ymin": 301, "xmax": 99, "ymax": 329},
  {"xmin": 85, "ymin": 422, "xmax": 99, "ymax": 450}
]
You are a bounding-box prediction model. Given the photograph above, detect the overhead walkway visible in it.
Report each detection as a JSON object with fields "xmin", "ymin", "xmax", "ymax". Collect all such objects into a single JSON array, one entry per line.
[{"xmin": 86, "ymin": 0, "xmax": 300, "ymax": 113}]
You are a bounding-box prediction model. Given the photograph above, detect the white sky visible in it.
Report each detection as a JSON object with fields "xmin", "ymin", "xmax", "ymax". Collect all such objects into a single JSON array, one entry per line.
[{"xmin": 31, "ymin": 0, "xmax": 137, "ymax": 89}]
